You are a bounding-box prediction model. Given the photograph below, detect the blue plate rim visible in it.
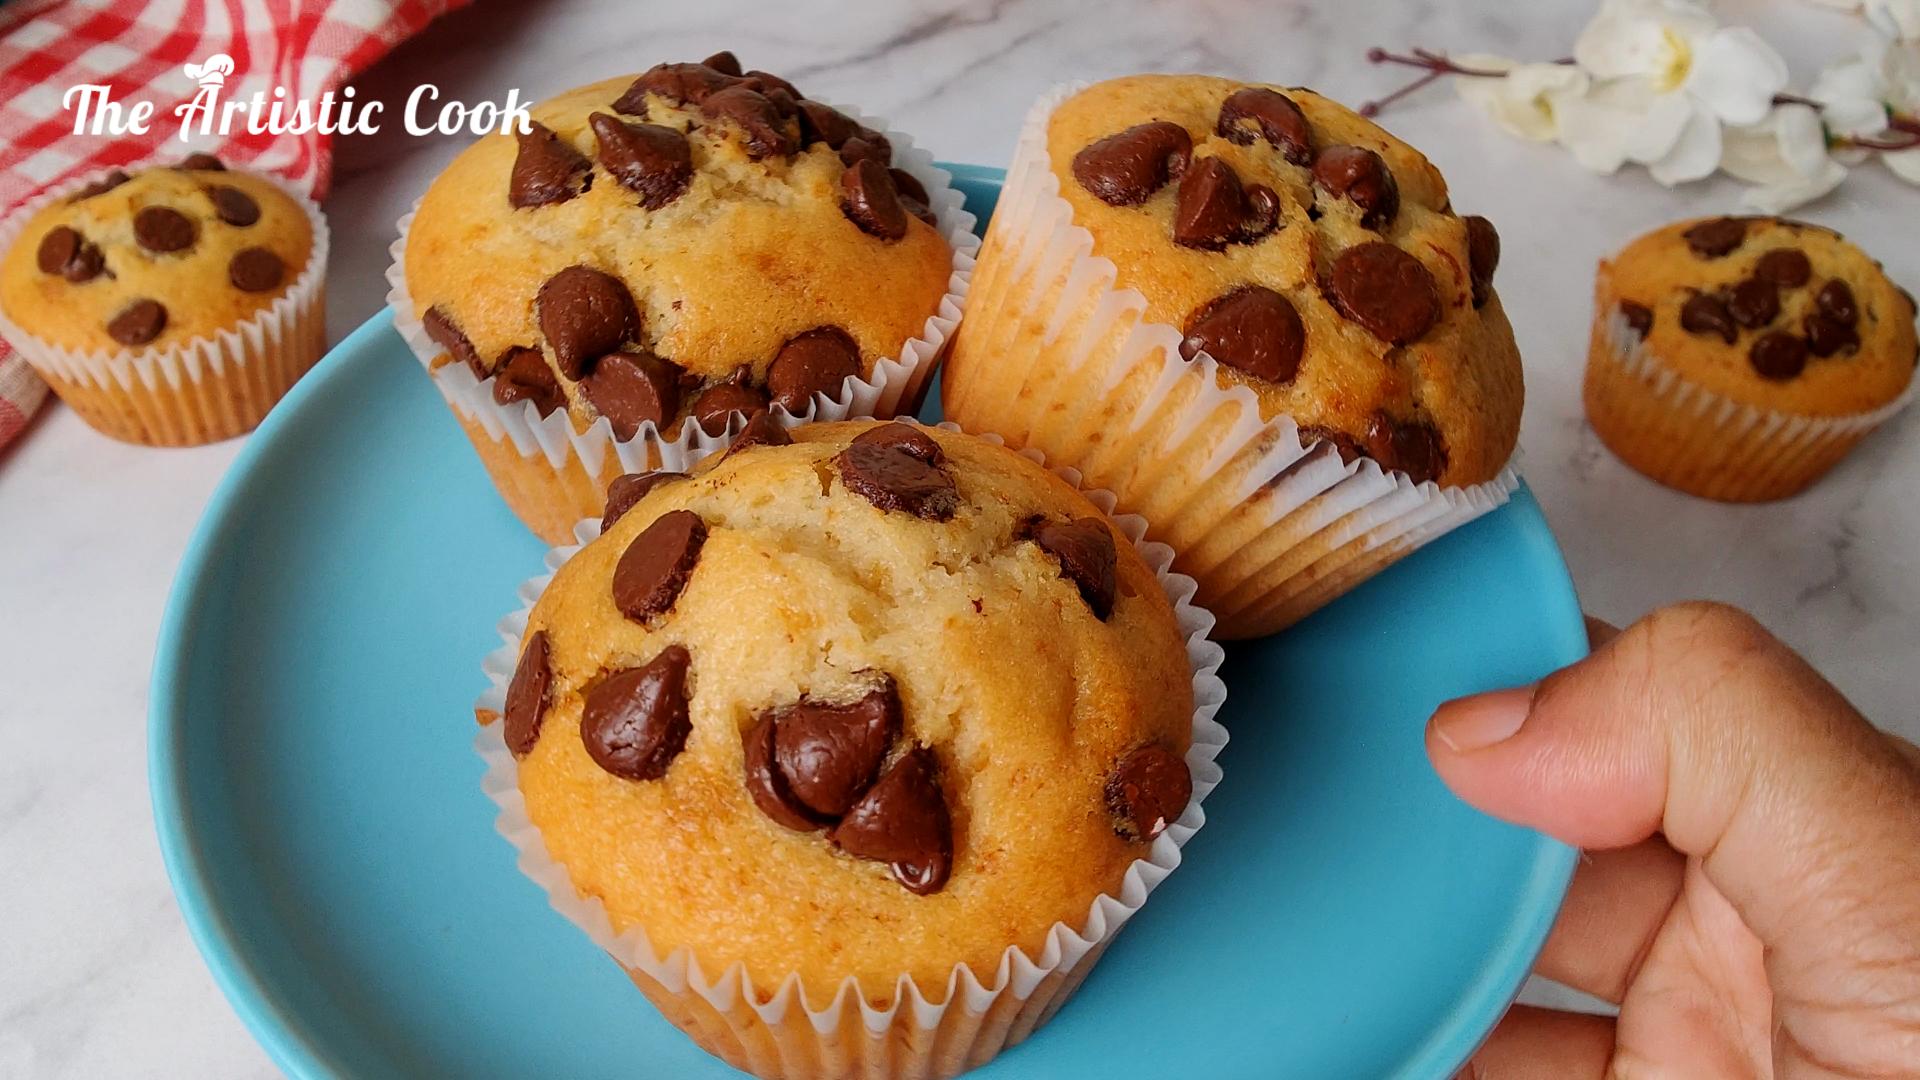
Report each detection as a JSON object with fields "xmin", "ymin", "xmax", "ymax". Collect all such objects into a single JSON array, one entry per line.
[{"xmin": 150, "ymin": 164, "xmax": 1581, "ymax": 1080}]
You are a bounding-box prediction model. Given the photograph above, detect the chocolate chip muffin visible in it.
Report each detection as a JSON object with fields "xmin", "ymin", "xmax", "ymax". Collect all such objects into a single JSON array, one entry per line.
[
  {"xmin": 479, "ymin": 419, "xmax": 1222, "ymax": 1079},
  {"xmin": 943, "ymin": 75, "xmax": 1523, "ymax": 638},
  {"xmin": 1588, "ymin": 216, "xmax": 1917, "ymax": 501},
  {"xmin": 396, "ymin": 52, "xmax": 967, "ymax": 544},
  {"xmin": 0, "ymin": 155, "xmax": 325, "ymax": 445}
]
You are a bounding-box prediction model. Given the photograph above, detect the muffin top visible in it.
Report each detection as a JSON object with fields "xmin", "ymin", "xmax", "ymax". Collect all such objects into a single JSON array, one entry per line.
[
  {"xmin": 493, "ymin": 420, "xmax": 1196, "ymax": 995},
  {"xmin": 1602, "ymin": 216, "xmax": 1917, "ymax": 416},
  {"xmin": 1045, "ymin": 74, "xmax": 1524, "ymax": 487},
  {"xmin": 0, "ymin": 156, "xmax": 312, "ymax": 353},
  {"xmin": 406, "ymin": 53, "xmax": 954, "ymax": 442}
]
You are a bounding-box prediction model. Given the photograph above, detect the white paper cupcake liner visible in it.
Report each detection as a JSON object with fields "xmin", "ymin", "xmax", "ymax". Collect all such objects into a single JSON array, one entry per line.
[
  {"xmin": 943, "ymin": 83, "xmax": 1519, "ymax": 638},
  {"xmin": 474, "ymin": 421, "xmax": 1228, "ymax": 1080},
  {"xmin": 387, "ymin": 100, "xmax": 979, "ymax": 539},
  {"xmin": 0, "ymin": 164, "xmax": 328, "ymax": 446}
]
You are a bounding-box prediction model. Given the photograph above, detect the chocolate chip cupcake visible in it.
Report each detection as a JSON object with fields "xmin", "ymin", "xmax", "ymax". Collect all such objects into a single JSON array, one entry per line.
[
  {"xmin": 0, "ymin": 156, "xmax": 326, "ymax": 445},
  {"xmin": 476, "ymin": 419, "xmax": 1226, "ymax": 1080},
  {"xmin": 390, "ymin": 52, "xmax": 976, "ymax": 544},
  {"xmin": 1587, "ymin": 216, "xmax": 1917, "ymax": 501},
  {"xmin": 943, "ymin": 76, "xmax": 1523, "ymax": 639}
]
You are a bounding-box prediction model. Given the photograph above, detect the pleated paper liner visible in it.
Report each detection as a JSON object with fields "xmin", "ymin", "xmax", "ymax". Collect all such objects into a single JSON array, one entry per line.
[
  {"xmin": 474, "ymin": 423, "xmax": 1228, "ymax": 1080},
  {"xmin": 0, "ymin": 167, "xmax": 329, "ymax": 446},
  {"xmin": 941, "ymin": 84, "xmax": 1517, "ymax": 639},
  {"xmin": 388, "ymin": 101, "xmax": 979, "ymax": 545},
  {"xmin": 1585, "ymin": 274, "xmax": 1918, "ymax": 503}
]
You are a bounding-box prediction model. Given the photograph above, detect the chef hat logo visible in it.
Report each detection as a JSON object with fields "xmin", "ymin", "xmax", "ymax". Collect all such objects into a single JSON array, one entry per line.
[{"xmin": 183, "ymin": 54, "xmax": 236, "ymax": 87}]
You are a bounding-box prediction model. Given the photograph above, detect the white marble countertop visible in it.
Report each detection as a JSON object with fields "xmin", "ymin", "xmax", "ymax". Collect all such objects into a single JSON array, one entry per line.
[{"xmin": 1, "ymin": 0, "xmax": 1915, "ymax": 1076}]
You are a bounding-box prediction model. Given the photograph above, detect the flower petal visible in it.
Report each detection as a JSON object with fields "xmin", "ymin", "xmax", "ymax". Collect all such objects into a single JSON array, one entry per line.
[
  {"xmin": 1775, "ymin": 104, "xmax": 1833, "ymax": 178},
  {"xmin": 1648, "ymin": 106, "xmax": 1723, "ymax": 184},
  {"xmin": 1686, "ymin": 27, "xmax": 1790, "ymax": 125},
  {"xmin": 1623, "ymin": 87, "xmax": 1694, "ymax": 163},
  {"xmin": 1457, "ymin": 60, "xmax": 1591, "ymax": 141},
  {"xmin": 1740, "ymin": 158, "xmax": 1848, "ymax": 213},
  {"xmin": 1719, "ymin": 121, "xmax": 1796, "ymax": 185},
  {"xmin": 1884, "ymin": 146, "xmax": 1920, "ymax": 184},
  {"xmin": 1553, "ymin": 91, "xmax": 1643, "ymax": 172}
]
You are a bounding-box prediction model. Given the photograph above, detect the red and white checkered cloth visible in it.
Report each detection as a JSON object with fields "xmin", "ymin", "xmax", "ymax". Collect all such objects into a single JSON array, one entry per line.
[{"xmin": 0, "ymin": 0, "xmax": 467, "ymax": 449}]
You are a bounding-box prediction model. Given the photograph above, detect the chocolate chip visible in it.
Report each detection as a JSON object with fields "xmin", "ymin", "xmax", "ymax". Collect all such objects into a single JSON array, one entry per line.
[
  {"xmin": 889, "ymin": 168, "xmax": 937, "ymax": 226},
  {"xmin": 1755, "ymin": 248, "xmax": 1811, "ymax": 287},
  {"xmin": 1465, "ymin": 215, "xmax": 1500, "ymax": 308},
  {"xmin": 1312, "ymin": 145, "xmax": 1399, "ymax": 231},
  {"xmin": 831, "ymin": 746, "xmax": 952, "ymax": 894},
  {"xmin": 423, "ymin": 306, "xmax": 486, "ymax": 377},
  {"xmin": 587, "ymin": 112, "xmax": 693, "ymax": 210},
  {"xmin": 209, "ymin": 185, "xmax": 260, "ymax": 227},
  {"xmin": 1620, "ymin": 300, "xmax": 1654, "ymax": 337},
  {"xmin": 1802, "ymin": 313, "xmax": 1859, "ymax": 358},
  {"xmin": 837, "ymin": 135, "xmax": 891, "ymax": 169},
  {"xmin": 1364, "ymin": 412, "xmax": 1447, "ymax": 485},
  {"xmin": 227, "ymin": 247, "xmax": 284, "ymax": 292},
  {"xmin": 1328, "ymin": 242, "xmax": 1439, "ymax": 345},
  {"xmin": 614, "ymin": 62, "xmax": 739, "ymax": 113},
  {"xmin": 797, "ymin": 100, "xmax": 859, "ymax": 149},
  {"xmin": 508, "ymin": 122, "xmax": 592, "ymax": 209},
  {"xmin": 581, "ymin": 645, "xmax": 692, "ymax": 782},
  {"xmin": 1105, "ymin": 745, "xmax": 1191, "ymax": 842},
  {"xmin": 1180, "ymin": 285, "xmax": 1305, "ymax": 383},
  {"xmin": 1296, "ymin": 425, "xmax": 1365, "ymax": 465},
  {"xmin": 1679, "ymin": 292, "xmax": 1737, "ymax": 345},
  {"xmin": 133, "ymin": 206, "xmax": 196, "ymax": 253},
  {"xmin": 725, "ymin": 410, "xmax": 793, "ymax": 457},
  {"xmin": 1217, "ymin": 87, "xmax": 1312, "ymax": 165},
  {"xmin": 35, "ymin": 227, "xmax": 101, "ymax": 282},
  {"xmin": 836, "ymin": 431, "xmax": 958, "ymax": 520},
  {"xmin": 850, "ymin": 420, "xmax": 941, "ymax": 463},
  {"xmin": 692, "ymin": 377, "xmax": 771, "ymax": 434},
  {"xmin": 702, "ymin": 50, "xmax": 744, "ymax": 76},
  {"xmin": 768, "ymin": 681, "xmax": 902, "ymax": 818},
  {"xmin": 583, "ymin": 350, "xmax": 683, "ymax": 439},
  {"xmin": 840, "ymin": 158, "xmax": 909, "ymax": 241},
  {"xmin": 768, "ymin": 327, "xmax": 860, "ymax": 411},
  {"xmin": 106, "ymin": 299, "xmax": 166, "ymax": 346},
  {"xmin": 699, "ymin": 85, "xmax": 798, "ymax": 159},
  {"xmin": 503, "ymin": 629, "xmax": 553, "ymax": 757},
  {"xmin": 537, "ymin": 266, "xmax": 638, "ymax": 379},
  {"xmin": 1816, "ymin": 280, "xmax": 1857, "ymax": 326},
  {"xmin": 744, "ymin": 713, "xmax": 829, "ymax": 832},
  {"xmin": 741, "ymin": 70, "xmax": 801, "ymax": 101},
  {"xmin": 1071, "ymin": 121, "xmax": 1193, "ymax": 206},
  {"xmin": 602, "ymin": 470, "xmax": 687, "ymax": 533},
  {"xmin": 72, "ymin": 170, "xmax": 129, "ymax": 200},
  {"xmin": 1028, "ymin": 517, "xmax": 1117, "ymax": 620},
  {"xmin": 492, "ymin": 346, "xmax": 564, "ymax": 417},
  {"xmin": 1683, "ymin": 217, "xmax": 1748, "ymax": 258},
  {"xmin": 1172, "ymin": 157, "xmax": 1279, "ymax": 250},
  {"xmin": 177, "ymin": 152, "xmax": 224, "ymax": 171},
  {"xmin": 1727, "ymin": 278, "xmax": 1779, "ymax": 330},
  {"xmin": 612, "ymin": 509, "xmax": 707, "ymax": 622},
  {"xmin": 1749, "ymin": 331, "xmax": 1808, "ymax": 380}
]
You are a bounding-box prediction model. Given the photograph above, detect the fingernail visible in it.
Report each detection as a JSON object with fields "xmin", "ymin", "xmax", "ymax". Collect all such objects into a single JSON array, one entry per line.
[{"xmin": 1432, "ymin": 685, "xmax": 1534, "ymax": 752}]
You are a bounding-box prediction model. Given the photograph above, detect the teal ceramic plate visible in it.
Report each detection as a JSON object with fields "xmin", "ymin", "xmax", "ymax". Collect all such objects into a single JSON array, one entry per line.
[{"xmin": 152, "ymin": 165, "xmax": 1582, "ymax": 1079}]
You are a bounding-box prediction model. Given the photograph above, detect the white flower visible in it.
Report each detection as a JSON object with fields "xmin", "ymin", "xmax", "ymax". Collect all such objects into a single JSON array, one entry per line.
[
  {"xmin": 1563, "ymin": 0, "xmax": 1790, "ymax": 185},
  {"xmin": 1811, "ymin": 37, "xmax": 1920, "ymax": 183},
  {"xmin": 1453, "ymin": 54, "xmax": 1593, "ymax": 141},
  {"xmin": 1721, "ymin": 104, "xmax": 1849, "ymax": 211},
  {"xmin": 1807, "ymin": 0, "xmax": 1920, "ymax": 42}
]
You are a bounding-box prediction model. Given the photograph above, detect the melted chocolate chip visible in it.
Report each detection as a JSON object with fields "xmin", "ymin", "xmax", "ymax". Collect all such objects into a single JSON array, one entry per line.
[
  {"xmin": 1071, "ymin": 121, "xmax": 1193, "ymax": 206},
  {"xmin": 1296, "ymin": 425, "xmax": 1365, "ymax": 465},
  {"xmin": 1328, "ymin": 242, "xmax": 1440, "ymax": 345},
  {"xmin": 699, "ymin": 85, "xmax": 799, "ymax": 159},
  {"xmin": 741, "ymin": 69, "xmax": 801, "ymax": 100},
  {"xmin": 491, "ymin": 346, "xmax": 564, "ymax": 417},
  {"xmin": 423, "ymin": 306, "xmax": 486, "ymax": 377},
  {"xmin": 1620, "ymin": 300, "xmax": 1654, "ymax": 337},
  {"xmin": 106, "ymin": 299, "xmax": 166, "ymax": 346},
  {"xmin": 537, "ymin": 266, "xmax": 638, "ymax": 379},
  {"xmin": 1105, "ymin": 745, "xmax": 1191, "ymax": 842},
  {"xmin": 1180, "ymin": 285, "xmax": 1305, "ymax": 383},
  {"xmin": 836, "ymin": 135, "xmax": 891, "ymax": 168},
  {"xmin": 1727, "ymin": 278, "xmax": 1779, "ymax": 330},
  {"xmin": 177, "ymin": 152, "xmax": 224, "ymax": 171},
  {"xmin": 831, "ymin": 746, "xmax": 952, "ymax": 894},
  {"xmin": 1816, "ymin": 280, "xmax": 1857, "ymax": 326},
  {"xmin": 503, "ymin": 629, "xmax": 553, "ymax": 757},
  {"xmin": 509, "ymin": 121, "xmax": 592, "ymax": 209},
  {"xmin": 602, "ymin": 470, "xmax": 687, "ymax": 533},
  {"xmin": 589, "ymin": 113, "xmax": 693, "ymax": 210},
  {"xmin": 581, "ymin": 645, "xmax": 692, "ymax": 781},
  {"xmin": 1749, "ymin": 331, "xmax": 1808, "ymax": 380},
  {"xmin": 768, "ymin": 327, "xmax": 860, "ymax": 411},
  {"xmin": 1684, "ymin": 217, "xmax": 1749, "ymax": 258},
  {"xmin": 889, "ymin": 168, "xmax": 937, "ymax": 226},
  {"xmin": 839, "ymin": 158, "xmax": 909, "ymax": 241},
  {"xmin": 692, "ymin": 376, "xmax": 770, "ymax": 434},
  {"xmin": 797, "ymin": 100, "xmax": 859, "ymax": 149},
  {"xmin": 614, "ymin": 62, "xmax": 738, "ymax": 113},
  {"xmin": 702, "ymin": 50, "xmax": 744, "ymax": 76},
  {"xmin": 769, "ymin": 681, "xmax": 903, "ymax": 818},
  {"xmin": 611, "ymin": 509, "xmax": 707, "ymax": 622},
  {"xmin": 1216, "ymin": 87, "xmax": 1312, "ymax": 165},
  {"xmin": 1802, "ymin": 313, "xmax": 1859, "ymax": 358},
  {"xmin": 1679, "ymin": 292, "xmax": 1737, "ymax": 345},
  {"xmin": 1172, "ymin": 157, "xmax": 1279, "ymax": 250},
  {"xmin": 209, "ymin": 186, "xmax": 260, "ymax": 227},
  {"xmin": 1465, "ymin": 215, "xmax": 1500, "ymax": 308},
  {"xmin": 583, "ymin": 350, "xmax": 683, "ymax": 440},
  {"xmin": 850, "ymin": 421, "xmax": 941, "ymax": 462},
  {"xmin": 744, "ymin": 713, "xmax": 829, "ymax": 832},
  {"xmin": 1755, "ymin": 248, "xmax": 1812, "ymax": 287},
  {"xmin": 1364, "ymin": 412, "xmax": 1447, "ymax": 485},
  {"xmin": 1311, "ymin": 145, "xmax": 1399, "ymax": 231},
  {"xmin": 726, "ymin": 410, "xmax": 794, "ymax": 456},
  {"xmin": 72, "ymin": 171, "xmax": 129, "ymax": 200},
  {"xmin": 227, "ymin": 247, "xmax": 284, "ymax": 292},
  {"xmin": 836, "ymin": 431, "xmax": 958, "ymax": 520},
  {"xmin": 36, "ymin": 227, "xmax": 103, "ymax": 282},
  {"xmin": 1028, "ymin": 517, "xmax": 1118, "ymax": 620},
  {"xmin": 133, "ymin": 206, "xmax": 196, "ymax": 253}
]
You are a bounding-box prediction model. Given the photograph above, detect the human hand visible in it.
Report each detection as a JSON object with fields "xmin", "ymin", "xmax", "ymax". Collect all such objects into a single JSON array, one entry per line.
[{"xmin": 1427, "ymin": 602, "xmax": 1920, "ymax": 1078}]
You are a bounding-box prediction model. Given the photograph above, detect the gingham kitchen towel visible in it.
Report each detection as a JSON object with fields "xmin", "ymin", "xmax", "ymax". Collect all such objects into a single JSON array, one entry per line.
[{"xmin": 0, "ymin": 0, "xmax": 468, "ymax": 449}]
